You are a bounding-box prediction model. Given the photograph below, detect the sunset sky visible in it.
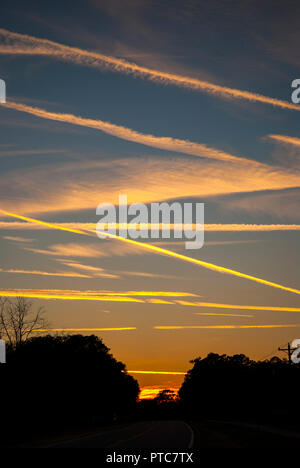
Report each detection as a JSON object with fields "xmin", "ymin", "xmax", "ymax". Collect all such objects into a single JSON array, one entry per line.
[{"xmin": 1, "ymin": 0, "xmax": 300, "ymax": 398}]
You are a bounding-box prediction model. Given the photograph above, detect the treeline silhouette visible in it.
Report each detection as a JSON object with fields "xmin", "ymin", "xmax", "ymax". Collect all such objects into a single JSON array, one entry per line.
[
  {"xmin": 138, "ymin": 353, "xmax": 300, "ymax": 427},
  {"xmin": 178, "ymin": 353, "xmax": 300, "ymax": 426},
  {"xmin": 1, "ymin": 336, "xmax": 300, "ymax": 446},
  {"xmin": 0, "ymin": 334, "xmax": 139, "ymax": 445}
]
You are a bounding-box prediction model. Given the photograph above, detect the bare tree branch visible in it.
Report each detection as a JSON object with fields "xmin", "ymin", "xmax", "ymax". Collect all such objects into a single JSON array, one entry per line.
[{"xmin": 0, "ymin": 297, "xmax": 49, "ymax": 348}]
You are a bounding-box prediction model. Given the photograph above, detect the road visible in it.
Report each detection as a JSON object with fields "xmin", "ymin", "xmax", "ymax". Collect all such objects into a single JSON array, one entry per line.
[
  {"xmin": 48, "ymin": 420, "xmax": 194, "ymax": 448},
  {"xmin": 45, "ymin": 419, "xmax": 300, "ymax": 448}
]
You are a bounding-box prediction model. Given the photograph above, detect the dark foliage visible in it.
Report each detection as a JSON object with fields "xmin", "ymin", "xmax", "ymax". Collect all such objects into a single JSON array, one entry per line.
[
  {"xmin": 178, "ymin": 353, "xmax": 300, "ymax": 424},
  {"xmin": 0, "ymin": 334, "xmax": 139, "ymax": 445},
  {"xmin": 137, "ymin": 389, "xmax": 182, "ymax": 420}
]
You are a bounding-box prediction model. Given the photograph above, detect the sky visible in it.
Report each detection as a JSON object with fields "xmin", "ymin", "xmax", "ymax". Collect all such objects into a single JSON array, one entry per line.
[{"xmin": 1, "ymin": 0, "xmax": 300, "ymax": 398}]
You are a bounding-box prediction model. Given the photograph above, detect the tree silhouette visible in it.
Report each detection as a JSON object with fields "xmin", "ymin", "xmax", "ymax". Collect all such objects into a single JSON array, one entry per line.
[
  {"xmin": 0, "ymin": 297, "xmax": 48, "ymax": 348},
  {"xmin": 1, "ymin": 333, "xmax": 139, "ymax": 445},
  {"xmin": 155, "ymin": 389, "xmax": 177, "ymax": 404},
  {"xmin": 179, "ymin": 352, "xmax": 300, "ymax": 422}
]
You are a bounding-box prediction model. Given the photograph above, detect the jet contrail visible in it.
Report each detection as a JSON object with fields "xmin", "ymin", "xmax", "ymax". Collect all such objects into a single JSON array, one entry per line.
[
  {"xmin": 154, "ymin": 324, "xmax": 300, "ymax": 329},
  {"xmin": 1, "ymin": 208, "xmax": 300, "ymax": 296},
  {"xmin": 2, "ymin": 100, "xmax": 252, "ymax": 164},
  {"xmin": 0, "ymin": 28, "xmax": 298, "ymax": 111},
  {"xmin": 193, "ymin": 312, "xmax": 254, "ymax": 317},
  {"xmin": 176, "ymin": 301, "xmax": 300, "ymax": 312},
  {"xmin": 1, "ymin": 221, "xmax": 300, "ymax": 232},
  {"xmin": 0, "ymin": 289, "xmax": 144, "ymax": 302},
  {"xmin": 0, "ymin": 288, "xmax": 195, "ymax": 298},
  {"xmin": 0, "ymin": 209, "xmax": 91, "ymax": 236},
  {"xmin": 32, "ymin": 327, "xmax": 136, "ymax": 332}
]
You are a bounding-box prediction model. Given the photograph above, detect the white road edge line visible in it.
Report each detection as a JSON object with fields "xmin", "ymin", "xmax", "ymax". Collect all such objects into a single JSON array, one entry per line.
[{"xmin": 184, "ymin": 422, "xmax": 194, "ymax": 448}]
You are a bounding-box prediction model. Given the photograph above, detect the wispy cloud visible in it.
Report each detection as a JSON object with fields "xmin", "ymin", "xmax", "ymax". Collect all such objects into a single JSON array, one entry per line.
[
  {"xmin": 59, "ymin": 261, "xmax": 120, "ymax": 279},
  {"xmin": 1, "ymin": 98, "xmax": 300, "ymax": 217},
  {"xmin": 221, "ymin": 189, "xmax": 300, "ymax": 220},
  {"xmin": 25, "ymin": 242, "xmax": 108, "ymax": 258},
  {"xmin": 0, "ymin": 148, "xmax": 67, "ymax": 158},
  {"xmin": 0, "ymin": 29, "xmax": 298, "ymax": 111},
  {"xmin": 0, "ymin": 268, "xmax": 91, "ymax": 278},
  {"xmin": 2, "ymin": 235, "xmax": 34, "ymax": 242},
  {"xmin": 268, "ymin": 134, "xmax": 300, "ymax": 147},
  {"xmin": 114, "ymin": 269, "xmax": 179, "ymax": 279},
  {"xmin": 3, "ymin": 100, "xmax": 250, "ymax": 164},
  {"xmin": 25, "ymin": 241, "xmax": 147, "ymax": 259}
]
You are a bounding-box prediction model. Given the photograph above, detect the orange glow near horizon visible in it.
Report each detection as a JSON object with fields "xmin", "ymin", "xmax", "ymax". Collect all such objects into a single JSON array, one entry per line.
[
  {"xmin": 139, "ymin": 386, "xmax": 180, "ymax": 399},
  {"xmin": 128, "ymin": 370, "xmax": 186, "ymax": 375}
]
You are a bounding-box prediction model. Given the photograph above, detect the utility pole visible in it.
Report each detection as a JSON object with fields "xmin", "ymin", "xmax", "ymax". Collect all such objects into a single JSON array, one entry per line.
[{"xmin": 278, "ymin": 343, "xmax": 292, "ymax": 364}]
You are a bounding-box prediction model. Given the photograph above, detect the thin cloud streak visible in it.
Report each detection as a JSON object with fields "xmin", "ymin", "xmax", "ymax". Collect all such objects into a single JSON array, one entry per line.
[
  {"xmin": 0, "ymin": 29, "xmax": 298, "ymax": 111},
  {"xmin": 59, "ymin": 261, "xmax": 119, "ymax": 279},
  {"xmin": 268, "ymin": 134, "xmax": 300, "ymax": 147},
  {"xmin": 176, "ymin": 301, "xmax": 300, "ymax": 312},
  {"xmin": 25, "ymin": 243, "xmax": 108, "ymax": 258},
  {"xmin": 193, "ymin": 312, "xmax": 254, "ymax": 317},
  {"xmin": 2, "ymin": 235, "xmax": 34, "ymax": 242},
  {"xmin": 154, "ymin": 325, "xmax": 300, "ymax": 329},
  {"xmin": 2, "ymin": 101, "xmax": 251, "ymax": 164},
  {"xmin": 33, "ymin": 327, "xmax": 136, "ymax": 332},
  {"xmin": 0, "ymin": 268, "xmax": 91, "ymax": 278}
]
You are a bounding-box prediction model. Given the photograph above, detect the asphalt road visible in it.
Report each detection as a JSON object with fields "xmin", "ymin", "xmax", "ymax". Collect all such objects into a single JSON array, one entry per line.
[
  {"xmin": 45, "ymin": 419, "xmax": 300, "ymax": 448},
  {"xmin": 48, "ymin": 420, "xmax": 194, "ymax": 448}
]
